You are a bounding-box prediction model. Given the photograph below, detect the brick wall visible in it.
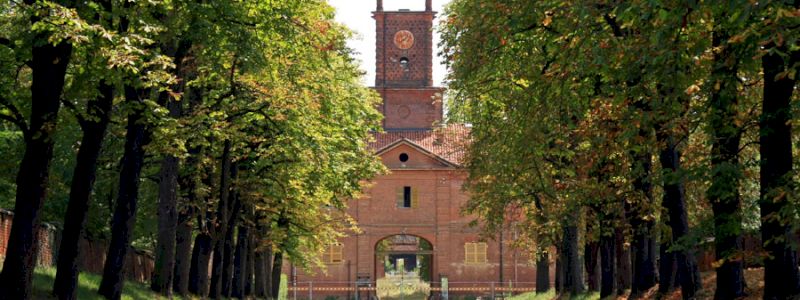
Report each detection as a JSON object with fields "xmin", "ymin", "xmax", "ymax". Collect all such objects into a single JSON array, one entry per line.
[{"xmin": 0, "ymin": 209, "xmax": 153, "ymax": 283}]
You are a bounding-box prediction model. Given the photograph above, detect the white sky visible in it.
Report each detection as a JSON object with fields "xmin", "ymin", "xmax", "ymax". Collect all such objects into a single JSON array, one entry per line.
[{"xmin": 328, "ymin": 0, "xmax": 450, "ymax": 87}]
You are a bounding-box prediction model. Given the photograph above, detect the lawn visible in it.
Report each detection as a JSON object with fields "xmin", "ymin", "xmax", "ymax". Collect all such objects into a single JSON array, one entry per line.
[
  {"xmin": 507, "ymin": 291, "xmax": 599, "ymax": 300},
  {"xmin": 29, "ymin": 267, "xmax": 188, "ymax": 300}
]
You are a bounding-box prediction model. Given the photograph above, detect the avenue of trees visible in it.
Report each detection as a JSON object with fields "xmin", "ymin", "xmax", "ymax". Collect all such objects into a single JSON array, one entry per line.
[
  {"xmin": 0, "ymin": 1, "xmax": 383, "ymax": 299},
  {"xmin": 442, "ymin": 1, "xmax": 799, "ymax": 299}
]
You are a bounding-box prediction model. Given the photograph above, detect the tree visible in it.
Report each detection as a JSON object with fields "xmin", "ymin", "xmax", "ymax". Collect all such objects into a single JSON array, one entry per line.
[{"xmin": 0, "ymin": 1, "xmax": 77, "ymax": 298}]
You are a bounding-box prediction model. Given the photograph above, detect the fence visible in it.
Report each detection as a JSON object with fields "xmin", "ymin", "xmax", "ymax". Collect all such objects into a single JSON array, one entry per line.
[
  {"xmin": 287, "ymin": 281, "xmax": 539, "ymax": 300},
  {"xmin": 0, "ymin": 209, "xmax": 154, "ymax": 283}
]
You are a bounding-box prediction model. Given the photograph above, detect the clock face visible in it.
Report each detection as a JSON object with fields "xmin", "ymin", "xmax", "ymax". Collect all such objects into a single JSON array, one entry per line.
[{"xmin": 393, "ymin": 30, "xmax": 415, "ymax": 49}]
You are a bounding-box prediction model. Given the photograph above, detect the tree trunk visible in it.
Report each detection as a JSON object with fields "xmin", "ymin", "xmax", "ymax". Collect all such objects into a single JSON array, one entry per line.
[
  {"xmin": 585, "ymin": 241, "xmax": 600, "ymax": 292},
  {"xmin": 536, "ymin": 253, "xmax": 550, "ymax": 293},
  {"xmin": 561, "ymin": 220, "xmax": 584, "ymax": 294},
  {"xmin": 232, "ymin": 224, "xmax": 250, "ymax": 298},
  {"xmin": 615, "ymin": 229, "xmax": 631, "ymax": 294},
  {"xmin": 173, "ymin": 207, "xmax": 194, "ymax": 295},
  {"xmin": 246, "ymin": 233, "xmax": 256, "ymax": 295},
  {"xmin": 264, "ymin": 246, "xmax": 274, "ymax": 298},
  {"xmin": 658, "ymin": 246, "xmax": 676, "ymax": 294},
  {"xmin": 98, "ymin": 86, "xmax": 150, "ymax": 300},
  {"xmin": 760, "ymin": 43, "xmax": 800, "ymax": 300},
  {"xmin": 271, "ymin": 252, "xmax": 284, "ymax": 299},
  {"xmin": 555, "ymin": 251, "xmax": 563, "ymax": 293},
  {"xmin": 600, "ymin": 234, "xmax": 616, "ymax": 298},
  {"xmin": 189, "ymin": 232, "xmax": 214, "ymax": 296},
  {"xmin": 630, "ymin": 152, "xmax": 657, "ymax": 295},
  {"xmin": 255, "ymin": 248, "xmax": 272, "ymax": 298},
  {"xmin": 0, "ymin": 11, "xmax": 73, "ymax": 298},
  {"xmin": 152, "ymin": 95, "xmax": 183, "ymax": 295},
  {"xmin": 708, "ymin": 28, "xmax": 745, "ymax": 300},
  {"xmin": 53, "ymin": 82, "xmax": 113, "ymax": 300},
  {"xmin": 221, "ymin": 221, "xmax": 237, "ymax": 297},
  {"xmin": 209, "ymin": 141, "xmax": 233, "ymax": 299},
  {"xmin": 656, "ymin": 132, "xmax": 701, "ymax": 299}
]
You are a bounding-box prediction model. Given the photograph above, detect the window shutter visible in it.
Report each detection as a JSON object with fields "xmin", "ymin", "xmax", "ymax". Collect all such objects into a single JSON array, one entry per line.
[
  {"xmin": 331, "ymin": 244, "xmax": 343, "ymax": 263},
  {"xmin": 411, "ymin": 188, "xmax": 419, "ymax": 208},
  {"xmin": 477, "ymin": 243, "xmax": 488, "ymax": 263},
  {"xmin": 396, "ymin": 187, "xmax": 404, "ymax": 208},
  {"xmin": 465, "ymin": 243, "xmax": 475, "ymax": 263}
]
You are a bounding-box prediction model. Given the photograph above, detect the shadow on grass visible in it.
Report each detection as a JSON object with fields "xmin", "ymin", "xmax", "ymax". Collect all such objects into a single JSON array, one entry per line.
[{"xmin": 30, "ymin": 267, "xmax": 181, "ymax": 300}]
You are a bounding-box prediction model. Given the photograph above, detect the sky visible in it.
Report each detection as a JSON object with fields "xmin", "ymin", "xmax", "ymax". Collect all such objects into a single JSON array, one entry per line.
[{"xmin": 328, "ymin": 0, "xmax": 451, "ymax": 87}]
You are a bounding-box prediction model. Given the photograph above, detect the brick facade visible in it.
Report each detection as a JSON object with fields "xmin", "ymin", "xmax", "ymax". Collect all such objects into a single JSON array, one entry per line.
[{"xmin": 284, "ymin": 2, "xmax": 543, "ymax": 297}]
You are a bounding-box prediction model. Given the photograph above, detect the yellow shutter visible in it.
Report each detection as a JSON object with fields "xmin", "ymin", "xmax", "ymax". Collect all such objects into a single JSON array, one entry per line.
[
  {"xmin": 477, "ymin": 242, "xmax": 488, "ymax": 263},
  {"xmin": 331, "ymin": 244, "xmax": 343, "ymax": 263},
  {"xmin": 465, "ymin": 243, "xmax": 475, "ymax": 263},
  {"xmin": 396, "ymin": 187, "xmax": 404, "ymax": 208},
  {"xmin": 411, "ymin": 188, "xmax": 419, "ymax": 208}
]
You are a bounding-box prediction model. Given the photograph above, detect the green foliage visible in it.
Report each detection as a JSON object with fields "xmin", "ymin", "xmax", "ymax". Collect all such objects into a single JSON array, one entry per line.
[
  {"xmin": 0, "ymin": 0, "xmax": 384, "ymax": 274},
  {"xmin": 440, "ymin": 0, "xmax": 799, "ymax": 273}
]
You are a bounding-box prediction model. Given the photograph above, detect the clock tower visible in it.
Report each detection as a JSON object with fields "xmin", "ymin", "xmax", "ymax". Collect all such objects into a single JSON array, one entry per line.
[{"xmin": 373, "ymin": 0, "xmax": 444, "ymax": 130}]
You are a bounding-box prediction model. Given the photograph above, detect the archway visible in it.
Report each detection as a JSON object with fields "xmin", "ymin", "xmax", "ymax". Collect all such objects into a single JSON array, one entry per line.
[{"xmin": 374, "ymin": 234, "xmax": 433, "ymax": 300}]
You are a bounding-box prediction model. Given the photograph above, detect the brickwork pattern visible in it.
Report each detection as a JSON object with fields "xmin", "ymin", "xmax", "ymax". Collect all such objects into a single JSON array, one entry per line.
[{"xmin": 374, "ymin": 11, "xmax": 435, "ymax": 87}]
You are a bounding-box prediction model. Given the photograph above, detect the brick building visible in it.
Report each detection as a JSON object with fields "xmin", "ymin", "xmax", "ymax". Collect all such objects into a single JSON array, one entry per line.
[{"xmin": 287, "ymin": 1, "xmax": 538, "ymax": 298}]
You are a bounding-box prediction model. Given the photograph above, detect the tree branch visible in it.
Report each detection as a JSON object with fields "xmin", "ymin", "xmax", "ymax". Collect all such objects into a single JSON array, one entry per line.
[{"xmin": 0, "ymin": 94, "xmax": 28, "ymax": 137}]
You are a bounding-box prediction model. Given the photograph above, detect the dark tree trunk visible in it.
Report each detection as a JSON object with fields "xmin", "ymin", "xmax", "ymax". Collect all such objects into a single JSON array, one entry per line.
[
  {"xmin": 253, "ymin": 251, "xmax": 267, "ymax": 298},
  {"xmin": 760, "ymin": 43, "xmax": 800, "ymax": 300},
  {"xmin": 561, "ymin": 220, "xmax": 584, "ymax": 294},
  {"xmin": 629, "ymin": 152, "xmax": 657, "ymax": 295},
  {"xmin": 264, "ymin": 246, "xmax": 274, "ymax": 297},
  {"xmin": 271, "ymin": 252, "xmax": 284, "ymax": 299},
  {"xmin": 209, "ymin": 239, "xmax": 226, "ymax": 298},
  {"xmin": 254, "ymin": 248, "xmax": 269, "ymax": 298},
  {"xmin": 221, "ymin": 184, "xmax": 242, "ymax": 297},
  {"xmin": 246, "ymin": 233, "xmax": 256, "ymax": 295},
  {"xmin": 173, "ymin": 207, "xmax": 194, "ymax": 295},
  {"xmin": 555, "ymin": 251, "xmax": 563, "ymax": 292},
  {"xmin": 600, "ymin": 234, "xmax": 616, "ymax": 298},
  {"xmin": 98, "ymin": 86, "xmax": 150, "ymax": 300},
  {"xmin": 53, "ymin": 82, "xmax": 113, "ymax": 300},
  {"xmin": 173, "ymin": 89, "xmax": 202, "ymax": 296},
  {"xmin": 658, "ymin": 246, "xmax": 676, "ymax": 295},
  {"xmin": 584, "ymin": 241, "xmax": 600, "ymax": 292},
  {"xmin": 189, "ymin": 232, "xmax": 213, "ymax": 296},
  {"xmin": 232, "ymin": 224, "xmax": 250, "ymax": 298},
  {"xmin": 536, "ymin": 253, "xmax": 550, "ymax": 293},
  {"xmin": 655, "ymin": 113, "xmax": 701, "ymax": 299},
  {"xmin": 0, "ymin": 8, "xmax": 74, "ymax": 298},
  {"xmin": 221, "ymin": 221, "xmax": 237, "ymax": 297},
  {"xmin": 615, "ymin": 229, "xmax": 631, "ymax": 294},
  {"xmin": 151, "ymin": 95, "xmax": 183, "ymax": 295},
  {"xmin": 209, "ymin": 141, "xmax": 233, "ymax": 299},
  {"xmin": 708, "ymin": 28, "xmax": 745, "ymax": 300}
]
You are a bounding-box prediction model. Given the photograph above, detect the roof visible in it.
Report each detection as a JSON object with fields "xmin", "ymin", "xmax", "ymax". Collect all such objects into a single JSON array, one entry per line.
[{"xmin": 369, "ymin": 124, "xmax": 471, "ymax": 166}]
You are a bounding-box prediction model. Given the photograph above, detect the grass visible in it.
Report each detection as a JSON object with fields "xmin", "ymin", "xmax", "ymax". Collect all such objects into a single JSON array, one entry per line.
[
  {"xmin": 30, "ymin": 267, "xmax": 185, "ymax": 300},
  {"xmin": 507, "ymin": 290, "xmax": 600, "ymax": 300}
]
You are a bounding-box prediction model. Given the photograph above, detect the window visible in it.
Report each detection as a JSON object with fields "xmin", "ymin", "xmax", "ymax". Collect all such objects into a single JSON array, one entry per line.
[
  {"xmin": 399, "ymin": 153, "xmax": 409, "ymax": 162},
  {"xmin": 326, "ymin": 243, "xmax": 344, "ymax": 264},
  {"xmin": 465, "ymin": 242, "xmax": 488, "ymax": 264},
  {"xmin": 396, "ymin": 186, "xmax": 418, "ymax": 208}
]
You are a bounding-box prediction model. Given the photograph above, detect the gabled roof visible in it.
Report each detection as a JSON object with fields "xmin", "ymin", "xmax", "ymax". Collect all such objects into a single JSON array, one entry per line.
[
  {"xmin": 375, "ymin": 138, "xmax": 458, "ymax": 168},
  {"xmin": 369, "ymin": 124, "xmax": 471, "ymax": 166}
]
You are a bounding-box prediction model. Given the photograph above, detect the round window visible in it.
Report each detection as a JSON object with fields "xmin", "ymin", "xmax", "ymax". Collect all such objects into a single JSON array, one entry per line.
[{"xmin": 399, "ymin": 153, "xmax": 409, "ymax": 162}]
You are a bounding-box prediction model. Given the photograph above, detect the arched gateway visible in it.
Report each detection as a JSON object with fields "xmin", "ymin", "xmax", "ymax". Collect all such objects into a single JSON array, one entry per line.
[{"xmin": 374, "ymin": 235, "xmax": 433, "ymax": 300}]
